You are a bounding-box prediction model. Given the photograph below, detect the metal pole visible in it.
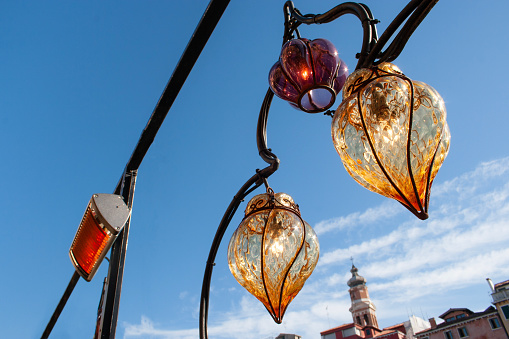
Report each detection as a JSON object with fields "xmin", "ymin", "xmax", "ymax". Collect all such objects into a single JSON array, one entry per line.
[
  {"xmin": 99, "ymin": 1, "xmax": 231, "ymax": 337},
  {"xmin": 100, "ymin": 170, "xmax": 137, "ymax": 339},
  {"xmin": 41, "ymin": 271, "xmax": 81, "ymax": 339}
]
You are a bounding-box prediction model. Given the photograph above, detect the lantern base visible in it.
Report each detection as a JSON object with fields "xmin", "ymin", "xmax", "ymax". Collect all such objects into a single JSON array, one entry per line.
[{"xmin": 298, "ymin": 85, "xmax": 336, "ymax": 113}]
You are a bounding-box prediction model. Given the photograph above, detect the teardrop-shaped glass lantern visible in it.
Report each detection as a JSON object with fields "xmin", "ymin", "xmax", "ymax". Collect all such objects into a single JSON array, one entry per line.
[
  {"xmin": 227, "ymin": 190, "xmax": 319, "ymax": 323},
  {"xmin": 269, "ymin": 38, "xmax": 348, "ymax": 113},
  {"xmin": 331, "ymin": 62, "xmax": 450, "ymax": 219}
]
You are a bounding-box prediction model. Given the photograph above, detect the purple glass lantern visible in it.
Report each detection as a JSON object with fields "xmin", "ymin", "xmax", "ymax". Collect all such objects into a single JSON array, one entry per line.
[{"xmin": 269, "ymin": 38, "xmax": 348, "ymax": 113}]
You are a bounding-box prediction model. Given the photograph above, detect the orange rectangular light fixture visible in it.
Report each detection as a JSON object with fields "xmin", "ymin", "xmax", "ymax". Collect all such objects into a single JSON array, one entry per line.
[{"xmin": 69, "ymin": 194, "xmax": 130, "ymax": 281}]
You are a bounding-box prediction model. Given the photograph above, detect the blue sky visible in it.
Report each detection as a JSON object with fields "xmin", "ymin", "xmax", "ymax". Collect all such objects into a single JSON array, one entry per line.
[{"xmin": 2, "ymin": 1, "xmax": 509, "ymax": 338}]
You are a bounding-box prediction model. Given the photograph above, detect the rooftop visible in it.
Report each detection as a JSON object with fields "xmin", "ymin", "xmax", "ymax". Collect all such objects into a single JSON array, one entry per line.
[
  {"xmin": 417, "ymin": 306, "xmax": 498, "ymax": 335},
  {"xmin": 320, "ymin": 322, "xmax": 360, "ymax": 335},
  {"xmin": 494, "ymin": 279, "xmax": 509, "ymax": 289},
  {"xmin": 438, "ymin": 308, "xmax": 473, "ymax": 320}
]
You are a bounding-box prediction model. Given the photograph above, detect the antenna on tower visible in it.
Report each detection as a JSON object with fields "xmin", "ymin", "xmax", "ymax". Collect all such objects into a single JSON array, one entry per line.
[{"xmin": 326, "ymin": 305, "xmax": 331, "ymax": 328}]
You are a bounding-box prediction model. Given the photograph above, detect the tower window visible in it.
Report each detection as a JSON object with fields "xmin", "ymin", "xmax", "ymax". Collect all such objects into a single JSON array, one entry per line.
[
  {"xmin": 364, "ymin": 314, "xmax": 369, "ymax": 325},
  {"xmin": 356, "ymin": 316, "xmax": 361, "ymax": 325}
]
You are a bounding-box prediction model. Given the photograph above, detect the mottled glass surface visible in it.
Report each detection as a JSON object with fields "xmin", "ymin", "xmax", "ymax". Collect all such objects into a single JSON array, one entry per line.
[
  {"xmin": 227, "ymin": 192, "xmax": 319, "ymax": 323},
  {"xmin": 331, "ymin": 62, "xmax": 450, "ymax": 218},
  {"xmin": 269, "ymin": 38, "xmax": 348, "ymax": 113}
]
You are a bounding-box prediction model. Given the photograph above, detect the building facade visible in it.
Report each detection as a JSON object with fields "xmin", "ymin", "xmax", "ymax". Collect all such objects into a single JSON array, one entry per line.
[
  {"xmin": 321, "ymin": 270, "xmax": 509, "ymax": 339},
  {"xmin": 489, "ymin": 279, "xmax": 509, "ymax": 334},
  {"xmin": 415, "ymin": 307, "xmax": 507, "ymax": 339}
]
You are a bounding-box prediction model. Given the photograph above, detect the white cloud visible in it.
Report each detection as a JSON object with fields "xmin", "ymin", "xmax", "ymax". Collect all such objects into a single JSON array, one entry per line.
[
  {"xmin": 123, "ymin": 157, "xmax": 509, "ymax": 339},
  {"xmin": 369, "ymin": 247, "xmax": 509, "ymax": 301},
  {"xmin": 124, "ymin": 316, "xmax": 198, "ymax": 339},
  {"xmin": 433, "ymin": 157, "xmax": 509, "ymax": 198},
  {"xmin": 314, "ymin": 201, "xmax": 401, "ymax": 235}
]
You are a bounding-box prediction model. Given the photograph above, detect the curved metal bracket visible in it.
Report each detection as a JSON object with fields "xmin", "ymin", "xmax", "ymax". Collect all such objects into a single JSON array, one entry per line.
[
  {"xmin": 256, "ymin": 88, "xmax": 281, "ymax": 172},
  {"xmin": 199, "ymin": 88, "xmax": 279, "ymax": 339},
  {"xmin": 284, "ymin": 1, "xmax": 378, "ymax": 70},
  {"xmin": 366, "ymin": 0, "xmax": 439, "ymax": 66},
  {"xmin": 284, "ymin": 0, "xmax": 439, "ymax": 69}
]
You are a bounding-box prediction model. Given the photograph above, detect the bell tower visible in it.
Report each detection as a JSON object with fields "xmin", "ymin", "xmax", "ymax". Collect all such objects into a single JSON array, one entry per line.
[{"xmin": 347, "ymin": 264, "xmax": 379, "ymax": 329}]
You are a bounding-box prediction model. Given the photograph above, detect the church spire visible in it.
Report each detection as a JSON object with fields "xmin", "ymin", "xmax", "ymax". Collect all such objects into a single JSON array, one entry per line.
[
  {"xmin": 347, "ymin": 264, "xmax": 379, "ymax": 329},
  {"xmin": 347, "ymin": 263, "xmax": 367, "ymax": 288}
]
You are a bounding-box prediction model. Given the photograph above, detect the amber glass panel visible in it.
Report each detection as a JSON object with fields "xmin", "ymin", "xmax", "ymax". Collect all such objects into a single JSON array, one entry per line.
[
  {"xmin": 70, "ymin": 206, "xmax": 110, "ymax": 276},
  {"xmin": 280, "ymin": 221, "xmax": 319, "ymax": 316},
  {"xmin": 227, "ymin": 192, "xmax": 319, "ymax": 323},
  {"xmin": 332, "ymin": 63, "xmax": 450, "ymax": 218}
]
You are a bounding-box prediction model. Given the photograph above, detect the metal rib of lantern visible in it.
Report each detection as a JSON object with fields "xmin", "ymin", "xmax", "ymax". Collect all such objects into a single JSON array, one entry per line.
[
  {"xmin": 269, "ymin": 38, "xmax": 348, "ymax": 113},
  {"xmin": 332, "ymin": 62, "xmax": 450, "ymax": 220},
  {"xmin": 227, "ymin": 189, "xmax": 319, "ymax": 323}
]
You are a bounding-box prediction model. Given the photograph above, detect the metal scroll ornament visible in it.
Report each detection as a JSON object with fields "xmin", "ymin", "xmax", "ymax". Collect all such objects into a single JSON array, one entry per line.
[
  {"xmin": 332, "ymin": 62, "xmax": 450, "ymax": 220},
  {"xmin": 227, "ymin": 190, "xmax": 319, "ymax": 323}
]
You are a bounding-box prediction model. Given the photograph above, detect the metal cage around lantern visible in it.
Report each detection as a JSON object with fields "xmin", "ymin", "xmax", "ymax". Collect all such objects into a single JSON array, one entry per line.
[
  {"xmin": 227, "ymin": 189, "xmax": 319, "ymax": 323},
  {"xmin": 332, "ymin": 63, "xmax": 450, "ymax": 219}
]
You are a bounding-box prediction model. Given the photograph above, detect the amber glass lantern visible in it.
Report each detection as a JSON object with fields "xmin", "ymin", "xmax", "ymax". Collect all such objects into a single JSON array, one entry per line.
[
  {"xmin": 227, "ymin": 189, "xmax": 319, "ymax": 323},
  {"xmin": 269, "ymin": 38, "xmax": 348, "ymax": 113},
  {"xmin": 332, "ymin": 62, "xmax": 450, "ymax": 219}
]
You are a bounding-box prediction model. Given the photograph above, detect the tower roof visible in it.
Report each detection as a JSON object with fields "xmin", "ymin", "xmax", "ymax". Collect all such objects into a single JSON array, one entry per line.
[{"xmin": 347, "ymin": 264, "xmax": 366, "ymax": 287}]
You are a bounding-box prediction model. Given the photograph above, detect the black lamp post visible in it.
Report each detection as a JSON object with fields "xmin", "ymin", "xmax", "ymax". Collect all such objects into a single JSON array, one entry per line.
[{"xmin": 41, "ymin": 1, "xmax": 447, "ymax": 338}]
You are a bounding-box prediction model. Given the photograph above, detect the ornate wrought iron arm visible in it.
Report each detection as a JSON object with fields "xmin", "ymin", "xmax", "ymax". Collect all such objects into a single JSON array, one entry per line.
[
  {"xmin": 366, "ymin": 0, "xmax": 439, "ymax": 66},
  {"xmin": 284, "ymin": 0, "xmax": 439, "ymax": 70},
  {"xmin": 199, "ymin": 171, "xmax": 264, "ymax": 339},
  {"xmin": 284, "ymin": 1, "xmax": 378, "ymax": 70},
  {"xmin": 256, "ymin": 89, "xmax": 280, "ymax": 171},
  {"xmin": 200, "ymin": 88, "xmax": 279, "ymax": 339}
]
